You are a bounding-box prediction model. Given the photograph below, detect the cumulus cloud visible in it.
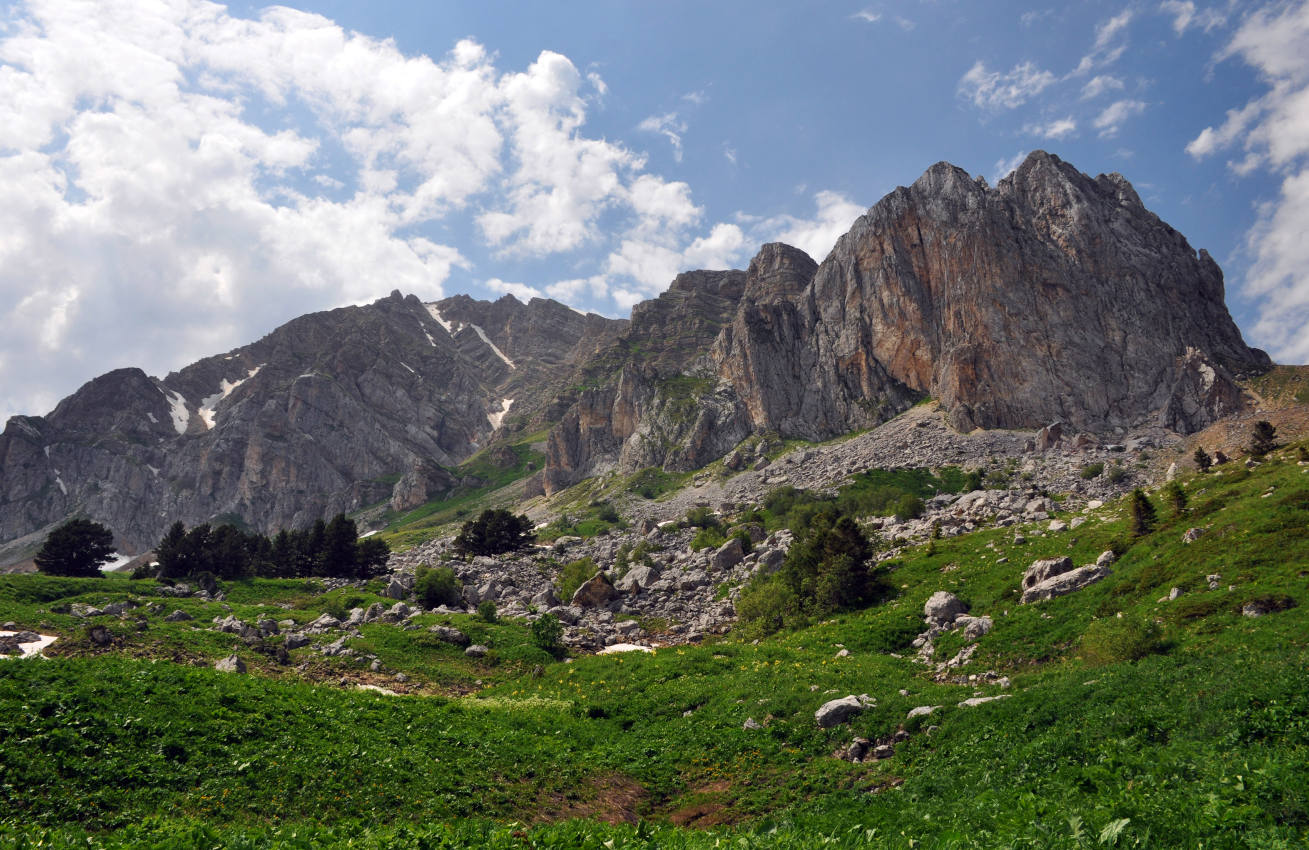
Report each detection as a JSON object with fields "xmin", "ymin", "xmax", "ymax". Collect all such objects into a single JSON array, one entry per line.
[
  {"xmin": 1187, "ymin": 1, "xmax": 1309, "ymax": 361},
  {"xmin": 1081, "ymin": 74, "xmax": 1125, "ymax": 99},
  {"xmin": 486, "ymin": 278, "xmax": 544, "ymax": 301},
  {"xmin": 0, "ymin": 0, "xmax": 749, "ymax": 421},
  {"xmin": 958, "ymin": 60, "xmax": 1056, "ymax": 110},
  {"xmin": 753, "ymin": 190, "xmax": 866, "ymax": 263},
  {"xmin": 1093, "ymin": 99, "xmax": 1147, "ymax": 137},
  {"xmin": 852, "ymin": 9, "xmax": 882, "ymax": 23}
]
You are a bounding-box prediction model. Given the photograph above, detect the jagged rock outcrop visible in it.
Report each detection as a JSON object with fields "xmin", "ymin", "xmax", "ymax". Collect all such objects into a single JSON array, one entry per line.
[
  {"xmin": 0, "ymin": 292, "xmax": 622, "ymax": 555},
  {"xmin": 544, "ymin": 151, "xmax": 1268, "ymax": 491}
]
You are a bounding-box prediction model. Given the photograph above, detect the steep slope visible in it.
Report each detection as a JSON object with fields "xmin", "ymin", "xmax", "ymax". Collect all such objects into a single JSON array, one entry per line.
[
  {"xmin": 0, "ymin": 292, "xmax": 620, "ymax": 555},
  {"xmin": 544, "ymin": 151, "xmax": 1269, "ymax": 492}
]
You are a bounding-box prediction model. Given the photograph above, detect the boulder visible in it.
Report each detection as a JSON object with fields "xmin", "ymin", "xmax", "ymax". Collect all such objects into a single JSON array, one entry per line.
[
  {"xmin": 383, "ymin": 577, "xmax": 408, "ymax": 599},
  {"xmin": 465, "ymin": 644, "xmax": 490, "ymax": 658},
  {"xmin": 215, "ymin": 654, "xmax": 246, "ymax": 674},
  {"xmin": 923, "ymin": 591, "xmax": 966, "ymax": 626},
  {"xmin": 307, "ymin": 613, "xmax": 341, "ymax": 631},
  {"xmin": 571, "ymin": 573, "xmax": 618, "ymax": 608},
  {"xmin": 69, "ymin": 603, "xmax": 103, "ymax": 618},
  {"xmin": 711, "ymin": 537, "xmax": 745, "ymax": 571},
  {"xmin": 615, "ymin": 565, "xmax": 660, "ymax": 594},
  {"xmin": 815, "ymin": 694, "xmax": 874, "ymax": 728},
  {"xmin": 283, "ymin": 632, "xmax": 310, "ymax": 650},
  {"xmin": 1021, "ymin": 557, "xmax": 1074, "ymax": 591},
  {"xmin": 1182, "ymin": 527, "xmax": 1205, "ymax": 543},
  {"xmin": 956, "ymin": 615, "xmax": 993, "ymax": 640},
  {"xmin": 1021, "ymin": 564, "xmax": 1111, "ymax": 603},
  {"xmin": 907, "ymin": 705, "xmax": 939, "ymax": 719},
  {"xmin": 429, "ymin": 625, "xmax": 470, "ymax": 646},
  {"xmin": 756, "ymin": 547, "xmax": 785, "ymax": 575},
  {"xmin": 163, "ymin": 609, "xmax": 192, "ymax": 622}
]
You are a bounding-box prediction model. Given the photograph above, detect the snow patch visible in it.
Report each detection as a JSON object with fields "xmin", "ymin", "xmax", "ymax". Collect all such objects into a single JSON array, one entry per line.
[
  {"xmin": 597, "ymin": 643, "xmax": 655, "ymax": 655},
  {"xmin": 0, "ymin": 631, "xmax": 58, "ymax": 659},
  {"xmin": 147, "ymin": 465, "xmax": 160, "ymax": 476},
  {"xmin": 487, "ymin": 398, "xmax": 513, "ymax": 430},
  {"xmin": 198, "ymin": 366, "xmax": 263, "ymax": 429},
  {"xmin": 359, "ymin": 530, "xmax": 379, "ymax": 538},
  {"xmin": 426, "ymin": 304, "xmax": 456, "ymax": 334},
  {"xmin": 43, "ymin": 445, "xmax": 50, "ymax": 458},
  {"xmin": 54, "ymin": 474, "xmax": 66, "ymax": 496},
  {"xmin": 161, "ymin": 388, "xmax": 190, "ymax": 434},
  {"xmin": 101, "ymin": 552, "xmax": 135, "ymax": 573},
  {"xmin": 400, "ymin": 361, "xmax": 415, "ymax": 373},
  {"xmin": 146, "ymin": 412, "xmax": 157, "ymax": 424},
  {"xmin": 469, "ymin": 324, "xmax": 515, "ymax": 369}
]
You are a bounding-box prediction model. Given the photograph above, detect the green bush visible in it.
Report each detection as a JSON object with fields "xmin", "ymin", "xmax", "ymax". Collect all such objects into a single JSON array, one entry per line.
[
  {"xmin": 454, "ymin": 509, "xmax": 535, "ymax": 556},
  {"xmin": 1080, "ymin": 616, "xmax": 1165, "ymax": 665},
  {"xmin": 1106, "ymin": 464, "xmax": 1127, "ymax": 484},
  {"xmin": 682, "ymin": 507, "xmax": 719, "ymax": 529},
  {"xmin": 555, "ymin": 557, "xmax": 597, "ymax": 604},
  {"xmin": 35, "ymin": 519, "xmax": 114, "ymax": 577},
  {"xmin": 415, "ymin": 565, "xmax": 462, "ymax": 608},
  {"xmin": 530, "ymin": 613, "xmax": 563, "ymax": 655},
  {"xmin": 690, "ymin": 526, "xmax": 727, "ymax": 551},
  {"xmin": 476, "ymin": 600, "xmax": 498, "ymax": 623},
  {"xmin": 1080, "ymin": 462, "xmax": 1105, "ymax": 480}
]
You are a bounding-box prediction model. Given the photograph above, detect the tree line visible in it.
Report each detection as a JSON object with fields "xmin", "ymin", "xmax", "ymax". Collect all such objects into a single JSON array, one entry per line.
[{"xmin": 153, "ymin": 514, "xmax": 390, "ymax": 580}]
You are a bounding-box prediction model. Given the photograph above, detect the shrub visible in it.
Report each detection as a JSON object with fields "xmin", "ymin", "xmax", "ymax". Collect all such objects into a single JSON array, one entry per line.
[
  {"xmin": 1250, "ymin": 420, "xmax": 1278, "ymax": 457},
  {"xmin": 690, "ymin": 526, "xmax": 727, "ymax": 551},
  {"xmin": 454, "ymin": 509, "xmax": 535, "ymax": 556},
  {"xmin": 1080, "ymin": 616, "xmax": 1164, "ymax": 665},
  {"xmin": 1081, "ymin": 462, "xmax": 1105, "ymax": 480},
  {"xmin": 1129, "ymin": 489, "xmax": 1157, "ymax": 537},
  {"xmin": 1193, "ymin": 447, "xmax": 1212, "ymax": 472},
  {"xmin": 415, "ymin": 565, "xmax": 462, "ymax": 608},
  {"xmin": 590, "ymin": 501, "xmax": 620, "ymax": 524},
  {"xmin": 1164, "ymin": 481, "xmax": 1187, "ymax": 516},
  {"xmin": 1106, "ymin": 464, "xmax": 1127, "ymax": 484},
  {"xmin": 531, "ymin": 613, "xmax": 563, "ymax": 655},
  {"xmin": 556, "ymin": 557, "xmax": 597, "ymax": 604},
  {"xmin": 476, "ymin": 600, "xmax": 498, "ymax": 623},
  {"xmin": 736, "ymin": 574, "xmax": 802, "ymax": 636},
  {"xmin": 682, "ymin": 507, "xmax": 719, "ymax": 529}
]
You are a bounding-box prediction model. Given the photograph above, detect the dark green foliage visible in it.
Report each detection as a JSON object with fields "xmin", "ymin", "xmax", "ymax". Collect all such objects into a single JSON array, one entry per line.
[
  {"xmin": 454, "ymin": 509, "xmax": 535, "ymax": 556},
  {"xmin": 627, "ymin": 466, "xmax": 681, "ymax": 499},
  {"xmin": 682, "ymin": 506, "xmax": 719, "ymax": 529},
  {"xmin": 1194, "ymin": 446, "xmax": 1212, "ymax": 472},
  {"xmin": 555, "ymin": 557, "xmax": 597, "ymax": 603},
  {"xmin": 1080, "ymin": 462, "xmax": 1104, "ymax": 480},
  {"xmin": 1164, "ymin": 481, "xmax": 1187, "ymax": 516},
  {"xmin": 415, "ymin": 565, "xmax": 462, "ymax": 608},
  {"xmin": 1251, "ymin": 420, "xmax": 1278, "ymax": 457},
  {"xmin": 476, "ymin": 600, "xmax": 498, "ymax": 623},
  {"xmin": 156, "ymin": 515, "xmax": 387, "ymax": 581},
  {"xmin": 739, "ymin": 506, "xmax": 883, "ymax": 634},
  {"xmin": 530, "ymin": 613, "xmax": 563, "ymax": 655},
  {"xmin": 34, "ymin": 519, "xmax": 114, "ymax": 577},
  {"xmin": 1129, "ymin": 489, "xmax": 1157, "ymax": 537},
  {"xmin": 591, "ymin": 500, "xmax": 620, "ymax": 524},
  {"xmin": 1106, "ymin": 463, "xmax": 1127, "ymax": 484}
]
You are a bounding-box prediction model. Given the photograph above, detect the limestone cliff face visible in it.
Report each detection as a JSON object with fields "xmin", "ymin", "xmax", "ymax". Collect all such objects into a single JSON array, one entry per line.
[
  {"xmin": 741, "ymin": 151, "xmax": 1268, "ymax": 436},
  {"xmin": 0, "ymin": 292, "xmax": 623, "ymax": 554},
  {"xmin": 546, "ymin": 151, "xmax": 1269, "ymax": 492}
]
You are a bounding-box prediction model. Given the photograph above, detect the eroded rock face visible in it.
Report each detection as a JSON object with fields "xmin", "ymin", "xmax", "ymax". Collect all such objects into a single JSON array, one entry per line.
[{"xmin": 543, "ymin": 151, "xmax": 1267, "ymax": 494}]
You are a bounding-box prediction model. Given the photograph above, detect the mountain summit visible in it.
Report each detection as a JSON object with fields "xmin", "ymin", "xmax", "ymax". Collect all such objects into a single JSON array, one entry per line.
[{"xmin": 0, "ymin": 152, "xmax": 1269, "ymax": 556}]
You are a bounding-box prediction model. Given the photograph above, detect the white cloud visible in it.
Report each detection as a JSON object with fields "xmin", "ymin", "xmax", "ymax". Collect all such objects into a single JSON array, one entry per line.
[
  {"xmin": 681, "ymin": 89, "xmax": 708, "ymax": 105},
  {"xmin": 958, "ymin": 60, "xmax": 1056, "ymax": 110},
  {"xmin": 992, "ymin": 150, "xmax": 1029, "ymax": 183},
  {"xmin": 1081, "ymin": 74, "xmax": 1124, "ymax": 99},
  {"xmin": 753, "ymin": 190, "xmax": 865, "ymax": 262},
  {"xmin": 1187, "ymin": 1, "xmax": 1309, "ymax": 362},
  {"xmin": 1159, "ymin": 1, "xmax": 1227, "ymax": 35},
  {"xmin": 852, "ymin": 9, "xmax": 882, "ymax": 23},
  {"xmin": 0, "ymin": 0, "xmax": 744, "ymax": 421},
  {"xmin": 1070, "ymin": 9, "xmax": 1133, "ymax": 76},
  {"xmin": 1025, "ymin": 117, "xmax": 1078, "ymax": 139},
  {"xmin": 1093, "ymin": 99, "xmax": 1147, "ymax": 137},
  {"xmin": 723, "ymin": 144, "xmax": 738, "ymax": 165},
  {"xmin": 486, "ymin": 278, "xmax": 544, "ymax": 301},
  {"xmin": 637, "ymin": 111, "xmax": 688, "ymax": 162}
]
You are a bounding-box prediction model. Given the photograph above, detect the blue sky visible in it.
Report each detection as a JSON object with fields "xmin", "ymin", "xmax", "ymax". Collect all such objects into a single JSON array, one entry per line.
[{"xmin": 1, "ymin": 0, "xmax": 1306, "ymax": 423}]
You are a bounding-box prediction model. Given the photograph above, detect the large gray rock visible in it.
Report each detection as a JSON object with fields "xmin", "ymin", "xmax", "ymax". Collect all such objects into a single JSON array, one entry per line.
[
  {"xmin": 428, "ymin": 625, "xmax": 470, "ymax": 646},
  {"xmin": 1021, "ymin": 564, "xmax": 1111, "ymax": 603},
  {"xmin": 815, "ymin": 694, "xmax": 875, "ymax": 728},
  {"xmin": 923, "ymin": 591, "xmax": 966, "ymax": 626},
  {"xmin": 1021, "ymin": 557, "xmax": 1075, "ymax": 591},
  {"xmin": 615, "ymin": 564, "xmax": 660, "ymax": 594},
  {"xmin": 215, "ymin": 654, "xmax": 246, "ymax": 674},
  {"xmin": 711, "ymin": 537, "xmax": 745, "ymax": 571},
  {"xmin": 571, "ymin": 573, "xmax": 618, "ymax": 608}
]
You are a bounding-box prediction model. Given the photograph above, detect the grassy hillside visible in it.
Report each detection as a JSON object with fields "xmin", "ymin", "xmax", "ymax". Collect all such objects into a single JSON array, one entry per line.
[{"xmin": 1, "ymin": 448, "xmax": 1307, "ymax": 848}]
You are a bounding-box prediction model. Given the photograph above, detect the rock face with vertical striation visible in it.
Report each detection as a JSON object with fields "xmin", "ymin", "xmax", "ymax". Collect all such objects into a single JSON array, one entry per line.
[{"xmin": 544, "ymin": 151, "xmax": 1268, "ymax": 491}]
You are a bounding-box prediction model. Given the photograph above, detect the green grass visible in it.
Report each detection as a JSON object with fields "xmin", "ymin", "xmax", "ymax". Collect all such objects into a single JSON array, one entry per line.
[{"xmin": 1, "ymin": 450, "xmax": 1307, "ymax": 847}]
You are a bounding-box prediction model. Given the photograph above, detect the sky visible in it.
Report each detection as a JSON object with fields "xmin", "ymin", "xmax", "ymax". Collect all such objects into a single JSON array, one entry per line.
[{"xmin": 1, "ymin": 0, "xmax": 1307, "ymax": 424}]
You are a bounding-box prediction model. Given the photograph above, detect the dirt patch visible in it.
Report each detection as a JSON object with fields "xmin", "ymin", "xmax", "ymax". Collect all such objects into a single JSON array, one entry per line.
[
  {"xmin": 540, "ymin": 772, "xmax": 649, "ymax": 825},
  {"xmin": 663, "ymin": 779, "xmax": 747, "ymax": 828}
]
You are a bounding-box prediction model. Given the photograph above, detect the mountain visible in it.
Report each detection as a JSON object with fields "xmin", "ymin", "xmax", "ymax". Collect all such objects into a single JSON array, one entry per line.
[
  {"xmin": 0, "ymin": 293, "xmax": 623, "ymax": 556},
  {"xmin": 0, "ymin": 151, "xmax": 1271, "ymax": 557},
  {"xmin": 543, "ymin": 151, "xmax": 1269, "ymax": 492}
]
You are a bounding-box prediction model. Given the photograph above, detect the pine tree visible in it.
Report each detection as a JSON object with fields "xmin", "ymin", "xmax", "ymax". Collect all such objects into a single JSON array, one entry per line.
[
  {"xmin": 1250, "ymin": 421, "xmax": 1277, "ymax": 458},
  {"xmin": 35, "ymin": 519, "xmax": 115, "ymax": 577},
  {"xmin": 1164, "ymin": 481, "xmax": 1187, "ymax": 516},
  {"xmin": 1192, "ymin": 447, "xmax": 1212, "ymax": 473},
  {"xmin": 1129, "ymin": 489, "xmax": 1157, "ymax": 538}
]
